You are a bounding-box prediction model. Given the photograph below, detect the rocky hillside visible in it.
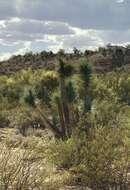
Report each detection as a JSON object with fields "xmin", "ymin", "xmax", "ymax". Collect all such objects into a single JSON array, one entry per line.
[{"xmin": 1, "ymin": 45, "xmax": 130, "ymax": 75}]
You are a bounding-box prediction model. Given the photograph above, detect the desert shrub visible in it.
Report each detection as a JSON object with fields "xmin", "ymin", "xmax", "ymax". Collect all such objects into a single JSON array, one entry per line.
[
  {"xmin": 91, "ymin": 75, "xmax": 116, "ymax": 101},
  {"xmin": 8, "ymin": 106, "xmax": 33, "ymax": 136},
  {"xmin": 0, "ymin": 144, "xmax": 46, "ymax": 190},
  {"xmin": 48, "ymin": 127, "xmax": 130, "ymax": 190},
  {"xmin": 1, "ymin": 77, "xmax": 23, "ymax": 103},
  {"xmin": 4, "ymin": 133, "xmax": 24, "ymax": 148},
  {"xmin": 48, "ymin": 138, "xmax": 76, "ymax": 169},
  {"xmin": 117, "ymin": 76, "xmax": 130, "ymax": 105},
  {"xmin": 90, "ymin": 100, "xmax": 129, "ymax": 127},
  {"xmin": 0, "ymin": 112, "xmax": 9, "ymax": 128},
  {"xmin": 8, "ymin": 104, "xmax": 50, "ymax": 138},
  {"xmin": 0, "ymin": 142, "xmax": 74, "ymax": 190}
]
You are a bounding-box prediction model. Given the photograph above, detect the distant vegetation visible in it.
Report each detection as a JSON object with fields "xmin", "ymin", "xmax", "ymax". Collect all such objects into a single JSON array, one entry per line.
[
  {"xmin": 1, "ymin": 45, "xmax": 130, "ymax": 189},
  {"xmin": 1, "ymin": 44, "xmax": 130, "ymax": 75}
]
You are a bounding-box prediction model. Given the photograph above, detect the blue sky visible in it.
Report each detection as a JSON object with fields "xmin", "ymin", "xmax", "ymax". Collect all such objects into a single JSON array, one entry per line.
[{"xmin": 0, "ymin": 0, "xmax": 130, "ymax": 60}]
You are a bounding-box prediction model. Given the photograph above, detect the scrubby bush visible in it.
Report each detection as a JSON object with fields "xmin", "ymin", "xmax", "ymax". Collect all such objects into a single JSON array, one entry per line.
[
  {"xmin": 0, "ymin": 144, "xmax": 45, "ymax": 189},
  {"xmin": 0, "ymin": 142, "xmax": 74, "ymax": 190},
  {"xmin": 48, "ymin": 126, "xmax": 130, "ymax": 190}
]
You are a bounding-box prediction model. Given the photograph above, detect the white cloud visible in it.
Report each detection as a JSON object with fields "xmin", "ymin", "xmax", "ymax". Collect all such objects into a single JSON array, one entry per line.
[
  {"xmin": 116, "ymin": 0, "xmax": 125, "ymax": 3},
  {"xmin": 0, "ymin": 52, "xmax": 12, "ymax": 61},
  {"xmin": 0, "ymin": 0, "xmax": 130, "ymax": 60},
  {"xmin": 15, "ymin": 41, "xmax": 31, "ymax": 54},
  {"xmin": 0, "ymin": 41, "xmax": 31, "ymax": 61},
  {"xmin": 0, "ymin": 18, "xmax": 74, "ymax": 45}
]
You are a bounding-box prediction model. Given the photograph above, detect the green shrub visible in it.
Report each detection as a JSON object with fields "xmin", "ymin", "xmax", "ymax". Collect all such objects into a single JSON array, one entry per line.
[{"xmin": 48, "ymin": 127, "xmax": 130, "ymax": 190}]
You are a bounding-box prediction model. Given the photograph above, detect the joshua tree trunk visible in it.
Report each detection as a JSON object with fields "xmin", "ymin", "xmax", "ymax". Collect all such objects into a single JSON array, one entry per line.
[
  {"xmin": 59, "ymin": 76, "xmax": 71, "ymax": 138},
  {"xmin": 36, "ymin": 106, "xmax": 62, "ymax": 138},
  {"xmin": 56, "ymin": 97, "xmax": 67, "ymax": 140}
]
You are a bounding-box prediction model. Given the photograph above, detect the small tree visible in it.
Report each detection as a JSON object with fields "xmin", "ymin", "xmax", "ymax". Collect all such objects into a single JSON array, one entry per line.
[
  {"xmin": 112, "ymin": 48, "xmax": 124, "ymax": 67},
  {"xmin": 79, "ymin": 61, "xmax": 92, "ymax": 112},
  {"xmin": 24, "ymin": 90, "xmax": 35, "ymax": 107},
  {"xmin": 58, "ymin": 59, "xmax": 74, "ymax": 139}
]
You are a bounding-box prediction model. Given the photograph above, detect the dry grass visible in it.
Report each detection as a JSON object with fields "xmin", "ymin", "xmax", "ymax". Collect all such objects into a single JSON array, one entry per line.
[{"xmin": 0, "ymin": 129, "xmax": 76, "ymax": 190}]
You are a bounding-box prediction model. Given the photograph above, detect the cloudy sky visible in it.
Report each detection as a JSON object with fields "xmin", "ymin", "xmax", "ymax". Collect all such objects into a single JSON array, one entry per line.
[{"xmin": 0, "ymin": 0, "xmax": 130, "ymax": 60}]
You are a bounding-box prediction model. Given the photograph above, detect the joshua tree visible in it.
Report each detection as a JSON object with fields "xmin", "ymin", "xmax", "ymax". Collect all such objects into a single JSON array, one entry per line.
[
  {"xmin": 57, "ymin": 59, "xmax": 74, "ymax": 138},
  {"xmin": 79, "ymin": 61, "xmax": 92, "ymax": 112},
  {"xmin": 25, "ymin": 59, "xmax": 92, "ymax": 140},
  {"xmin": 57, "ymin": 49, "xmax": 65, "ymax": 58},
  {"xmin": 73, "ymin": 47, "xmax": 81, "ymax": 57},
  {"xmin": 112, "ymin": 48, "xmax": 124, "ymax": 67},
  {"xmin": 24, "ymin": 90, "xmax": 35, "ymax": 107}
]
